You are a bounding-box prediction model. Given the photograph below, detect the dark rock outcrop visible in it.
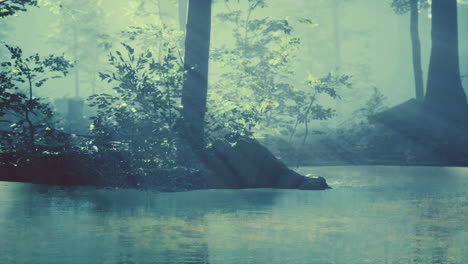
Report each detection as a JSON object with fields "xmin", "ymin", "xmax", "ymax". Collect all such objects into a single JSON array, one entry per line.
[
  {"xmin": 203, "ymin": 137, "xmax": 330, "ymax": 190},
  {"xmin": 371, "ymin": 99, "xmax": 468, "ymax": 166}
]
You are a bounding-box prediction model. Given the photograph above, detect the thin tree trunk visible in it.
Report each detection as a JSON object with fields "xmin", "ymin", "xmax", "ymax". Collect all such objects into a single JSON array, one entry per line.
[
  {"xmin": 302, "ymin": 118, "xmax": 309, "ymax": 146},
  {"xmin": 332, "ymin": 0, "xmax": 341, "ymax": 70},
  {"xmin": 410, "ymin": 0, "xmax": 424, "ymax": 102},
  {"xmin": 289, "ymin": 119, "xmax": 299, "ymax": 144},
  {"xmin": 178, "ymin": 0, "xmax": 188, "ymax": 31},
  {"xmin": 157, "ymin": 0, "xmax": 163, "ymax": 61},
  {"xmin": 91, "ymin": 70, "xmax": 96, "ymax": 95},
  {"xmin": 178, "ymin": 0, "xmax": 188, "ymax": 51},
  {"xmin": 74, "ymin": 68, "xmax": 80, "ymax": 97},
  {"xmin": 26, "ymin": 76, "xmax": 35, "ymax": 149},
  {"xmin": 424, "ymin": 0, "xmax": 467, "ymax": 119},
  {"xmin": 181, "ymin": 0, "xmax": 212, "ymax": 150},
  {"xmin": 73, "ymin": 25, "xmax": 80, "ymax": 98},
  {"xmin": 332, "ymin": 0, "xmax": 342, "ymax": 128}
]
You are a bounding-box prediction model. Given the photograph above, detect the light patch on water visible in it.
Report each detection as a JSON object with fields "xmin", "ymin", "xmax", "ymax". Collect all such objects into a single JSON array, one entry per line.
[{"xmin": 0, "ymin": 166, "xmax": 467, "ymax": 264}]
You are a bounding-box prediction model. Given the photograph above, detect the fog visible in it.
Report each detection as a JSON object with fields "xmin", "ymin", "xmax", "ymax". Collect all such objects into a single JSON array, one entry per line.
[
  {"xmin": 3, "ymin": 0, "xmax": 466, "ymax": 119},
  {"xmin": 1, "ymin": 2, "xmax": 468, "ymax": 263}
]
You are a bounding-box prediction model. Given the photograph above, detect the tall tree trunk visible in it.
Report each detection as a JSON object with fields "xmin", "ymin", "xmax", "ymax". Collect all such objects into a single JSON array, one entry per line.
[
  {"xmin": 410, "ymin": 0, "xmax": 424, "ymax": 102},
  {"xmin": 424, "ymin": 0, "xmax": 467, "ymax": 119},
  {"xmin": 181, "ymin": 0, "xmax": 212, "ymax": 150}
]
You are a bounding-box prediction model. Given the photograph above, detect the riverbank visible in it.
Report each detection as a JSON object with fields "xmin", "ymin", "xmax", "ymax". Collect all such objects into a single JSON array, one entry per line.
[
  {"xmin": 274, "ymin": 100, "xmax": 468, "ymax": 168},
  {"xmin": 0, "ymin": 152, "xmax": 210, "ymax": 191},
  {"xmin": 0, "ymin": 138, "xmax": 331, "ymax": 191}
]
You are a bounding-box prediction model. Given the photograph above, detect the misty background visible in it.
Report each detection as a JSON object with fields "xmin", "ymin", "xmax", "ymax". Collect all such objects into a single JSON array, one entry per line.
[{"xmin": 2, "ymin": 0, "xmax": 466, "ymax": 127}]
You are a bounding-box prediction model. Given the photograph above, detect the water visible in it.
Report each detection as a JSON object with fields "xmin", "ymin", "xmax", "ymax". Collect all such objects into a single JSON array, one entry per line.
[{"xmin": 0, "ymin": 166, "xmax": 467, "ymax": 264}]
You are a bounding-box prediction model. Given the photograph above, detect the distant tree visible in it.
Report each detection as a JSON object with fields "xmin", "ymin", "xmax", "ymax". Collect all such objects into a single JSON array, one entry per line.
[
  {"xmin": 180, "ymin": 0, "xmax": 212, "ymax": 150},
  {"xmin": 178, "ymin": 0, "xmax": 188, "ymax": 49},
  {"xmin": 424, "ymin": 0, "xmax": 467, "ymax": 119},
  {"xmin": 0, "ymin": 0, "xmax": 36, "ymax": 18},
  {"xmin": 330, "ymin": 0, "xmax": 355, "ymax": 70},
  {"xmin": 178, "ymin": 0, "xmax": 188, "ymax": 31},
  {"xmin": 331, "ymin": 0, "xmax": 342, "ymax": 70},
  {"xmin": 391, "ymin": 0, "xmax": 428, "ymax": 102},
  {"xmin": 303, "ymin": 0, "xmax": 353, "ymax": 71},
  {"xmin": 44, "ymin": 0, "xmax": 111, "ymax": 96}
]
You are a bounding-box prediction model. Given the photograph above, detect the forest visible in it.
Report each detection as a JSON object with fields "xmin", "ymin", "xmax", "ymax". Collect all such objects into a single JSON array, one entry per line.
[
  {"xmin": 0, "ymin": 0, "xmax": 467, "ymax": 263},
  {"xmin": 1, "ymin": 0, "xmax": 467, "ymax": 190}
]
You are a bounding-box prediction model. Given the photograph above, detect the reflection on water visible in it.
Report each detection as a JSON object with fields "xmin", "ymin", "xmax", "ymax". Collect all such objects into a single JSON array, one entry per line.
[{"xmin": 0, "ymin": 166, "xmax": 467, "ymax": 264}]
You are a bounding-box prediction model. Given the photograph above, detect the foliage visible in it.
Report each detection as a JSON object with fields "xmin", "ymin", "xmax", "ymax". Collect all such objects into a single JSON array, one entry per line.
[
  {"xmin": 354, "ymin": 87, "xmax": 388, "ymax": 120},
  {"xmin": 224, "ymin": 0, "xmax": 267, "ymax": 8},
  {"xmin": 266, "ymin": 87, "xmax": 393, "ymax": 166},
  {"xmin": 88, "ymin": 40, "xmax": 184, "ymax": 172},
  {"xmin": 0, "ymin": 45, "xmax": 72, "ymax": 152},
  {"xmin": 287, "ymin": 73, "xmax": 351, "ymax": 145},
  {"xmin": 330, "ymin": 87, "xmax": 391, "ymax": 157},
  {"xmin": 122, "ymin": 23, "xmax": 185, "ymax": 64},
  {"xmin": 391, "ymin": 0, "xmax": 429, "ymax": 14},
  {"xmin": 208, "ymin": 2, "xmax": 350, "ymax": 144},
  {"xmin": 0, "ymin": 0, "xmax": 36, "ymax": 18}
]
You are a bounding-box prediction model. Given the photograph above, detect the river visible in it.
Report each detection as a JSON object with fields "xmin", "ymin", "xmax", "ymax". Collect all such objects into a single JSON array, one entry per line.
[{"xmin": 0, "ymin": 166, "xmax": 467, "ymax": 264}]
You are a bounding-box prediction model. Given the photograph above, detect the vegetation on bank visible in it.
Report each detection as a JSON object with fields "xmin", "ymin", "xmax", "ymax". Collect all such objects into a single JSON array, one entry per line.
[
  {"xmin": 0, "ymin": 1, "xmax": 345, "ymax": 189},
  {"xmin": 1, "ymin": 0, "xmax": 467, "ymax": 189}
]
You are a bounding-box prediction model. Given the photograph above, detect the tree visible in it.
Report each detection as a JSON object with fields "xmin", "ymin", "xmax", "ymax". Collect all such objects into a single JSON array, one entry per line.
[
  {"xmin": 178, "ymin": 0, "xmax": 188, "ymax": 48},
  {"xmin": 0, "ymin": 0, "xmax": 36, "ymax": 18},
  {"xmin": 209, "ymin": 1, "xmax": 350, "ymax": 146},
  {"xmin": 331, "ymin": 0, "xmax": 354, "ymax": 71},
  {"xmin": 44, "ymin": 0, "xmax": 111, "ymax": 97},
  {"xmin": 424, "ymin": 0, "xmax": 467, "ymax": 120},
  {"xmin": 0, "ymin": 45, "xmax": 72, "ymax": 152},
  {"xmin": 332, "ymin": 0, "xmax": 341, "ymax": 70},
  {"xmin": 391, "ymin": 0, "xmax": 428, "ymax": 102},
  {"xmin": 178, "ymin": 0, "xmax": 188, "ymax": 31},
  {"xmin": 180, "ymin": 0, "xmax": 212, "ymax": 150}
]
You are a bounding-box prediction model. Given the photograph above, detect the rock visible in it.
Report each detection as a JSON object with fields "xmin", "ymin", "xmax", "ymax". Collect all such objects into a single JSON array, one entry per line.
[
  {"xmin": 298, "ymin": 176, "xmax": 330, "ymax": 190},
  {"xmin": 213, "ymin": 139, "xmax": 255, "ymax": 187},
  {"xmin": 204, "ymin": 137, "xmax": 330, "ymax": 190}
]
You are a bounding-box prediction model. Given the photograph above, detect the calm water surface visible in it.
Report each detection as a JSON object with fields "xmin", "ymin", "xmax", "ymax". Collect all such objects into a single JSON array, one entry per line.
[{"xmin": 0, "ymin": 166, "xmax": 467, "ymax": 264}]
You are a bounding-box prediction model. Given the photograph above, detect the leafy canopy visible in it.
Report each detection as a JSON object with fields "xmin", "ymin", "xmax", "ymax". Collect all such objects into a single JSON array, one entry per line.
[
  {"xmin": 391, "ymin": 0, "xmax": 429, "ymax": 14},
  {"xmin": 0, "ymin": 0, "xmax": 37, "ymax": 18}
]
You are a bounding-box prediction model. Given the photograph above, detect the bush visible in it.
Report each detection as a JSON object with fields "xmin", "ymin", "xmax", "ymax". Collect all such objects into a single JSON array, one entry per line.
[
  {"xmin": 0, "ymin": 44, "xmax": 72, "ymax": 153},
  {"xmin": 87, "ymin": 41, "xmax": 185, "ymax": 175}
]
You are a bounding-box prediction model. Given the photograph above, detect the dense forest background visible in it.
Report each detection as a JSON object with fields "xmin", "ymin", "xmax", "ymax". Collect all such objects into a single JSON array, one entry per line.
[{"xmin": 2, "ymin": 1, "xmax": 467, "ymax": 107}]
